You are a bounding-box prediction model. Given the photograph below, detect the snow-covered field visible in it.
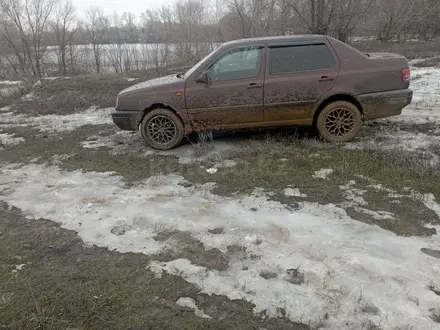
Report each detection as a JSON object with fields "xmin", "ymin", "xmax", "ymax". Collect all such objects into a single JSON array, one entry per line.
[
  {"xmin": 1, "ymin": 163, "xmax": 439, "ymax": 329},
  {"xmin": 0, "ymin": 65, "xmax": 439, "ymax": 329}
]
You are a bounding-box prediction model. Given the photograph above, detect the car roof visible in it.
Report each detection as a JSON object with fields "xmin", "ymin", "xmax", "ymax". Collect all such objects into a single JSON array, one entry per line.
[{"xmin": 223, "ymin": 34, "xmax": 327, "ymax": 47}]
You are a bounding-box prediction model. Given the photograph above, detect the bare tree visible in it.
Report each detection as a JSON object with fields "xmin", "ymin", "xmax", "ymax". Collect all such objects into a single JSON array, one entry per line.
[
  {"xmin": 107, "ymin": 13, "xmax": 124, "ymax": 72},
  {"xmin": 284, "ymin": 0, "xmax": 337, "ymax": 35},
  {"xmin": 174, "ymin": 0, "xmax": 206, "ymax": 62},
  {"xmin": 84, "ymin": 6, "xmax": 108, "ymax": 73},
  {"xmin": 0, "ymin": 0, "xmax": 58, "ymax": 77},
  {"xmin": 52, "ymin": 0, "xmax": 76, "ymax": 75},
  {"xmin": 121, "ymin": 12, "xmax": 137, "ymax": 43},
  {"xmin": 404, "ymin": 0, "xmax": 439, "ymax": 40},
  {"xmin": 330, "ymin": 0, "xmax": 373, "ymax": 42},
  {"xmin": 25, "ymin": 0, "xmax": 59, "ymax": 76},
  {"xmin": 224, "ymin": 0, "xmax": 253, "ymax": 38},
  {"xmin": 375, "ymin": 0, "xmax": 428, "ymax": 42}
]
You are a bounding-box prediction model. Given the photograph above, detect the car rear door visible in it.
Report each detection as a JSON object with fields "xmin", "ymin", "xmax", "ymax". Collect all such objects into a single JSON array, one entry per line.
[
  {"xmin": 263, "ymin": 41, "xmax": 339, "ymax": 123},
  {"xmin": 185, "ymin": 44, "xmax": 265, "ymax": 130}
]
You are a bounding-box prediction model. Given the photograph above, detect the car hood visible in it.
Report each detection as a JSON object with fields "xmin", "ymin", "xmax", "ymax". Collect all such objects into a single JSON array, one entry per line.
[{"xmin": 119, "ymin": 74, "xmax": 183, "ymax": 95}]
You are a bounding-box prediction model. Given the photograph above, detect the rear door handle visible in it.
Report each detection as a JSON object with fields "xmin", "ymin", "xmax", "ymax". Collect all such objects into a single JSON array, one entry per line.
[
  {"xmin": 248, "ymin": 83, "xmax": 262, "ymax": 89},
  {"xmin": 319, "ymin": 76, "xmax": 334, "ymax": 82}
]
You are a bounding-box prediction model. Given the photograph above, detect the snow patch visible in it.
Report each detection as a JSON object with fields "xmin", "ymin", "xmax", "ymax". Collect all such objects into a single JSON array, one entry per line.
[
  {"xmin": 0, "ymin": 132, "xmax": 25, "ymax": 146},
  {"xmin": 0, "ymin": 86, "xmax": 22, "ymax": 98},
  {"xmin": 409, "ymin": 67, "xmax": 440, "ymax": 111},
  {"xmin": 340, "ymin": 180, "xmax": 394, "ymax": 220},
  {"xmin": 176, "ymin": 297, "xmax": 212, "ymax": 319},
  {"xmin": 313, "ymin": 168, "xmax": 333, "ymax": 180},
  {"xmin": 421, "ymin": 193, "xmax": 440, "ymax": 219},
  {"xmin": 214, "ymin": 159, "xmax": 237, "ymax": 168},
  {"xmin": 0, "ymin": 106, "xmax": 112, "ymax": 133},
  {"xmin": 283, "ymin": 187, "xmax": 307, "ymax": 198},
  {"xmin": 12, "ymin": 264, "xmax": 26, "ymax": 275},
  {"xmin": 0, "ymin": 80, "xmax": 21, "ymax": 85}
]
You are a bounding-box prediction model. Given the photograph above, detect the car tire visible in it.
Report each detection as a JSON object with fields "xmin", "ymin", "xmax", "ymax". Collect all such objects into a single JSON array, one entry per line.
[
  {"xmin": 140, "ymin": 108, "xmax": 184, "ymax": 150},
  {"xmin": 316, "ymin": 101, "xmax": 362, "ymax": 143}
]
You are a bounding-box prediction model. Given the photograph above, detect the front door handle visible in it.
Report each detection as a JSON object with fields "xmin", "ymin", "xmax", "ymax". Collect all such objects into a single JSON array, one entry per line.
[
  {"xmin": 248, "ymin": 83, "xmax": 262, "ymax": 89},
  {"xmin": 319, "ymin": 76, "xmax": 334, "ymax": 82}
]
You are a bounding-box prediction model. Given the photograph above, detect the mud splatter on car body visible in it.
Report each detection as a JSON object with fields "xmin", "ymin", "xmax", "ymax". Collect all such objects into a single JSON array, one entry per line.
[{"xmin": 112, "ymin": 34, "xmax": 413, "ymax": 149}]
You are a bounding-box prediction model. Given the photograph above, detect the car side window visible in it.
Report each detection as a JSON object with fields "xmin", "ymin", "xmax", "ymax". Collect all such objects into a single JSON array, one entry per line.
[
  {"xmin": 207, "ymin": 46, "xmax": 263, "ymax": 81},
  {"xmin": 269, "ymin": 44, "xmax": 335, "ymax": 74}
]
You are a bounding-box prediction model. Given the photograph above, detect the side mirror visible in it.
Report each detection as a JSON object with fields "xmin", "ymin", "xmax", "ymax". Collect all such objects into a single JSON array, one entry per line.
[{"xmin": 196, "ymin": 71, "xmax": 209, "ymax": 84}]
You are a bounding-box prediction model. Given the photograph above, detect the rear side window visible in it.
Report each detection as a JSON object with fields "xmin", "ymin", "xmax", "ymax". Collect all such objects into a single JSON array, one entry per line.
[{"xmin": 269, "ymin": 44, "xmax": 335, "ymax": 74}]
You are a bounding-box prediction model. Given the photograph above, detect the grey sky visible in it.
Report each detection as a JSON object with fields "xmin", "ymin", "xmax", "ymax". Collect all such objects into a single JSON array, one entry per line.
[{"xmin": 73, "ymin": 0, "xmax": 171, "ymax": 17}]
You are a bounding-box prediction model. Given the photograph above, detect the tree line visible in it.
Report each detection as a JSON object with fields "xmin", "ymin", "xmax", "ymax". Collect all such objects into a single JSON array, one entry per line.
[{"xmin": 0, "ymin": 0, "xmax": 439, "ymax": 79}]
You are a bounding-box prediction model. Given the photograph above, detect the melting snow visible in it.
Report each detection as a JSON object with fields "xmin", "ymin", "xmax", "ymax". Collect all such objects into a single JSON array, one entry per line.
[
  {"xmin": 313, "ymin": 168, "xmax": 333, "ymax": 179},
  {"xmin": 1, "ymin": 164, "xmax": 440, "ymax": 329},
  {"xmin": 0, "ymin": 106, "xmax": 11, "ymax": 112},
  {"xmin": 0, "ymin": 132, "xmax": 25, "ymax": 146},
  {"xmin": 0, "ymin": 106, "xmax": 112, "ymax": 133},
  {"xmin": 283, "ymin": 187, "xmax": 307, "ymax": 198},
  {"xmin": 206, "ymin": 168, "xmax": 218, "ymax": 174},
  {"xmin": 176, "ymin": 297, "xmax": 212, "ymax": 319},
  {"xmin": 340, "ymin": 180, "xmax": 394, "ymax": 220},
  {"xmin": 409, "ymin": 67, "xmax": 440, "ymax": 111},
  {"xmin": 0, "ymin": 80, "xmax": 21, "ymax": 85},
  {"xmin": 12, "ymin": 264, "xmax": 26, "ymax": 274}
]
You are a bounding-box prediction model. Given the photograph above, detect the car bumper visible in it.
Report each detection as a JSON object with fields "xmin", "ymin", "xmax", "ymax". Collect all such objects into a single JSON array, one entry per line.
[
  {"xmin": 359, "ymin": 89, "xmax": 413, "ymax": 121},
  {"xmin": 111, "ymin": 110, "xmax": 139, "ymax": 130}
]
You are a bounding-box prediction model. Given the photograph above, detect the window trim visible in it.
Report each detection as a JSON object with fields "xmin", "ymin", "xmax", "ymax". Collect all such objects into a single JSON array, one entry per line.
[
  {"xmin": 268, "ymin": 43, "xmax": 336, "ymax": 76},
  {"xmin": 202, "ymin": 44, "xmax": 265, "ymax": 82}
]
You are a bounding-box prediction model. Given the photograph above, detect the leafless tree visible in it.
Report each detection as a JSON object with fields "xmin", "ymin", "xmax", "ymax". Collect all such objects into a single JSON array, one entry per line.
[
  {"xmin": 330, "ymin": 0, "xmax": 373, "ymax": 42},
  {"xmin": 403, "ymin": 0, "xmax": 439, "ymax": 40},
  {"xmin": 52, "ymin": 0, "xmax": 76, "ymax": 75},
  {"xmin": 84, "ymin": 6, "xmax": 108, "ymax": 73},
  {"xmin": 107, "ymin": 13, "xmax": 124, "ymax": 72},
  {"xmin": 223, "ymin": 0, "xmax": 253, "ymax": 39},
  {"xmin": 121, "ymin": 12, "xmax": 137, "ymax": 43},
  {"xmin": 174, "ymin": 0, "xmax": 206, "ymax": 62},
  {"xmin": 284, "ymin": 0, "xmax": 337, "ymax": 35},
  {"xmin": 0, "ymin": 0, "xmax": 58, "ymax": 77},
  {"xmin": 25, "ymin": 0, "xmax": 59, "ymax": 76},
  {"xmin": 375, "ymin": 0, "xmax": 428, "ymax": 42}
]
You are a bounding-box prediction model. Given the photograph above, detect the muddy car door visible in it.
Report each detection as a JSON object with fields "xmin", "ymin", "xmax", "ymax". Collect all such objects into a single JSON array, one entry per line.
[
  {"xmin": 185, "ymin": 45, "xmax": 265, "ymax": 130},
  {"xmin": 264, "ymin": 41, "xmax": 339, "ymax": 124}
]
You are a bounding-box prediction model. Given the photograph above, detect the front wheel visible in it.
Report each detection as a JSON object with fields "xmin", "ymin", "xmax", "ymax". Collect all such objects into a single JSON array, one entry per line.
[
  {"xmin": 140, "ymin": 109, "xmax": 184, "ymax": 150},
  {"xmin": 316, "ymin": 101, "xmax": 362, "ymax": 143}
]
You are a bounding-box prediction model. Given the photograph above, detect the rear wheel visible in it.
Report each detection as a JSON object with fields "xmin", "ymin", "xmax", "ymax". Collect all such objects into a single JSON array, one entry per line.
[
  {"xmin": 141, "ymin": 108, "xmax": 184, "ymax": 150},
  {"xmin": 316, "ymin": 101, "xmax": 362, "ymax": 143}
]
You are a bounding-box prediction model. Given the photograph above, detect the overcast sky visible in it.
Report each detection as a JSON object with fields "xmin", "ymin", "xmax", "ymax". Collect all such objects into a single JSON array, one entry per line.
[{"xmin": 72, "ymin": 0, "xmax": 172, "ymax": 17}]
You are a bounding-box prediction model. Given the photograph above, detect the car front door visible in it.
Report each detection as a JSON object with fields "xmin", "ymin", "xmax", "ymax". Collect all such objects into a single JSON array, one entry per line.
[
  {"xmin": 264, "ymin": 42, "xmax": 339, "ymax": 124},
  {"xmin": 185, "ymin": 44, "xmax": 265, "ymax": 130}
]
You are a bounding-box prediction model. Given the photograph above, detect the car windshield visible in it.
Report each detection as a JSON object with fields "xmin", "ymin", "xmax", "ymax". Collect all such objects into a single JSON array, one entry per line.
[{"xmin": 183, "ymin": 45, "xmax": 222, "ymax": 79}]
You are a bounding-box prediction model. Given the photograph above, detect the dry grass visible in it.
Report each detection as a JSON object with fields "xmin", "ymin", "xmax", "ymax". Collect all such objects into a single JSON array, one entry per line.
[
  {"xmin": 352, "ymin": 39, "xmax": 440, "ymax": 59},
  {"xmin": 412, "ymin": 57, "xmax": 440, "ymax": 67},
  {"xmin": 5, "ymin": 67, "xmax": 183, "ymax": 116},
  {"xmin": 0, "ymin": 83, "xmax": 31, "ymax": 108}
]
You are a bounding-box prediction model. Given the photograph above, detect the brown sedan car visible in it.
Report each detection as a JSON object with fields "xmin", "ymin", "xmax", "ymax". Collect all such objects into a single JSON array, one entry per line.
[{"xmin": 112, "ymin": 35, "xmax": 413, "ymax": 150}]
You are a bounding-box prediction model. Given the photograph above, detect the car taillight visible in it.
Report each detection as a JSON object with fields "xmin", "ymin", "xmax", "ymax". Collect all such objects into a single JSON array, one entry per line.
[{"xmin": 401, "ymin": 67, "xmax": 410, "ymax": 82}]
